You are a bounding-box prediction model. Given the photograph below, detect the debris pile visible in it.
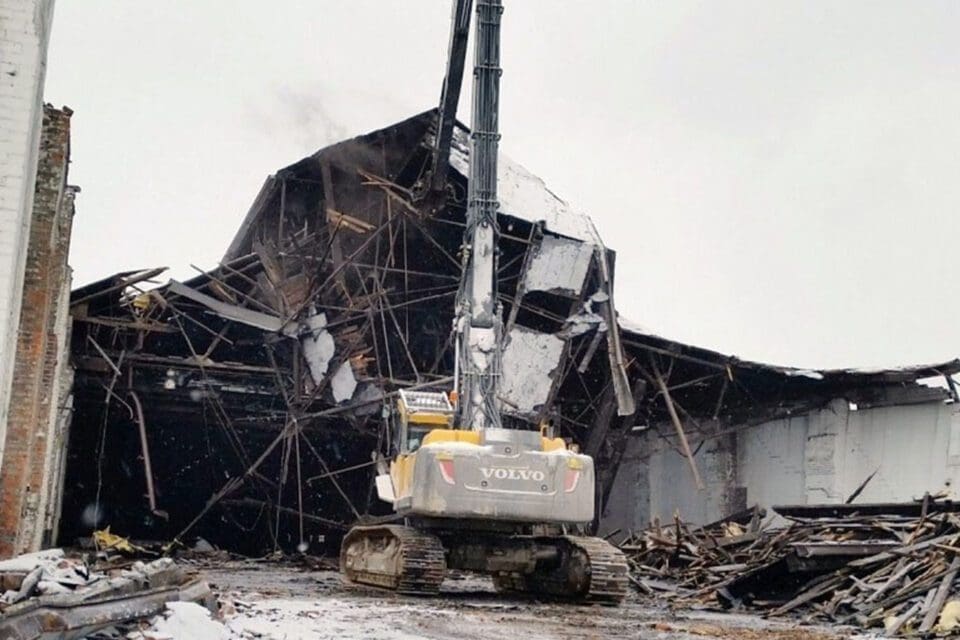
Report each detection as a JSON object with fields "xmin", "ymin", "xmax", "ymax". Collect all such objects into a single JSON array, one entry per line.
[
  {"xmin": 620, "ymin": 502, "xmax": 960, "ymax": 636},
  {"xmin": 0, "ymin": 548, "xmax": 214, "ymax": 640}
]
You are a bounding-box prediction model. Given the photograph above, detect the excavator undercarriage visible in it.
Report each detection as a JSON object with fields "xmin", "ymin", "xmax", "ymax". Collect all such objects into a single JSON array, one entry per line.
[{"xmin": 341, "ymin": 523, "xmax": 629, "ymax": 603}]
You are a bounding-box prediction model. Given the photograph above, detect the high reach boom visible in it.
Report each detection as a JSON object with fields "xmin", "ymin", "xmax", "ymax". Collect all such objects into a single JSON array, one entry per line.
[{"xmin": 456, "ymin": 0, "xmax": 504, "ymax": 431}]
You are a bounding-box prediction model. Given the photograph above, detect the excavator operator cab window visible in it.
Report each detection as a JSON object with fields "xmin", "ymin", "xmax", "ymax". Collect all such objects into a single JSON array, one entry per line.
[
  {"xmin": 396, "ymin": 390, "xmax": 455, "ymax": 455},
  {"xmin": 406, "ymin": 425, "xmax": 432, "ymax": 453}
]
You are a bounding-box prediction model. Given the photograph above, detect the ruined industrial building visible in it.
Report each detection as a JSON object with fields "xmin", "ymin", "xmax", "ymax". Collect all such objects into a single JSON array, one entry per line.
[
  {"xmin": 5, "ymin": 1, "xmax": 960, "ymax": 637},
  {"xmin": 3, "ymin": 106, "xmax": 958, "ymax": 561},
  {"xmin": 3, "ymin": 104, "xmax": 959, "ymax": 636}
]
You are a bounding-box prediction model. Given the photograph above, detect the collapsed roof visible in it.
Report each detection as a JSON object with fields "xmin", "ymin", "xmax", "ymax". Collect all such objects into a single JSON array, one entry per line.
[{"xmin": 61, "ymin": 110, "xmax": 960, "ymax": 553}]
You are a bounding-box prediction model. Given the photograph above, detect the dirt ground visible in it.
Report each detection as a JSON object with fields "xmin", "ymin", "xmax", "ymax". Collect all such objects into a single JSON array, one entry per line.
[{"xmin": 194, "ymin": 560, "xmax": 874, "ymax": 640}]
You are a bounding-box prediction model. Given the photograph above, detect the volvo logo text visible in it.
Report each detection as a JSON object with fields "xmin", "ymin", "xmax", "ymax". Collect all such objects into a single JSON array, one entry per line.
[{"xmin": 480, "ymin": 467, "xmax": 545, "ymax": 482}]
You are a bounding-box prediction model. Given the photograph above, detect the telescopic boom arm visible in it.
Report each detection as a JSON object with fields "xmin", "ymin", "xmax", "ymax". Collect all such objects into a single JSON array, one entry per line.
[{"xmin": 456, "ymin": 0, "xmax": 504, "ymax": 430}]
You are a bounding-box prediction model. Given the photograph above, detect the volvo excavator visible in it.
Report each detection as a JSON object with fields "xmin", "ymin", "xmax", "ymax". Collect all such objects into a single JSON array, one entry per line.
[{"xmin": 339, "ymin": 0, "xmax": 629, "ymax": 603}]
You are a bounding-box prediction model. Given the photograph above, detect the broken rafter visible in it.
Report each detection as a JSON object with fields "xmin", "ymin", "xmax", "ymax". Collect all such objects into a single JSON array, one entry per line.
[
  {"xmin": 172, "ymin": 414, "xmax": 300, "ymax": 545},
  {"xmin": 357, "ymin": 169, "xmax": 420, "ymax": 216},
  {"xmin": 650, "ymin": 356, "xmax": 705, "ymax": 490},
  {"xmin": 304, "ymin": 459, "xmax": 378, "ymax": 484},
  {"xmin": 403, "ymin": 216, "xmax": 462, "ymax": 271},
  {"xmin": 326, "ymin": 207, "xmax": 376, "ymax": 233},
  {"xmin": 222, "ymin": 498, "xmax": 347, "ymax": 531},
  {"xmin": 127, "ymin": 390, "xmax": 167, "ymax": 521},
  {"xmin": 293, "ymin": 214, "xmax": 396, "ymax": 321},
  {"xmin": 265, "ymin": 344, "xmax": 362, "ymax": 520},
  {"xmin": 372, "ymin": 277, "xmax": 421, "ymax": 382},
  {"xmin": 168, "ymin": 280, "xmax": 284, "ymax": 332},
  {"xmin": 503, "ymin": 222, "xmax": 541, "ymax": 336},
  {"xmin": 73, "ymin": 315, "xmax": 177, "ymax": 333},
  {"xmin": 189, "ymin": 263, "xmax": 281, "ymax": 317},
  {"xmin": 70, "ymin": 267, "xmax": 169, "ymax": 307}
]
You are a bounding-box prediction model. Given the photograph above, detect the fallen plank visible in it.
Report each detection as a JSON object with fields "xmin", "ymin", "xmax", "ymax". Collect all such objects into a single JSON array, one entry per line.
[
  {"xmin": 919, "ymin": 555, "xmax": 960, "ymax": 632},
  {"xmin": 769, "ymin": 573, "xmax": 846, "ymax": 617}
]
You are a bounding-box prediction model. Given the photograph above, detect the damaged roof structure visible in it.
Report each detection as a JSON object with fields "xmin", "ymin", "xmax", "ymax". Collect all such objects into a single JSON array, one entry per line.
[
  {"xmin": 55, "ymin": 110, "xmax": 960, "ymax": 555},
  {"xmin": 606, "ymin": 322, "xmax": 960, "ymax": 535},
  {"xmin": 62, "ymin": 110, "xmax": 633, "ymax": 553}
]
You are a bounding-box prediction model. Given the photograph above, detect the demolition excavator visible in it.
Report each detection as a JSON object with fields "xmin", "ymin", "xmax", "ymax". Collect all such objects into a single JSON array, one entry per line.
[{"xmin": 339, "ymin": 0, "xmax": 629, "ymax": 603}]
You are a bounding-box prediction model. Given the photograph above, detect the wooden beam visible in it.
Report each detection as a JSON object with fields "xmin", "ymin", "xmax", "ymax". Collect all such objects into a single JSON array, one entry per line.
[
  {"xmin": 73, "ymin": 315, "xmax": 176, "ymax": 333},
  {"xmin": 651, "ymin": 356, "xmax": 705, "ymax": 490}
]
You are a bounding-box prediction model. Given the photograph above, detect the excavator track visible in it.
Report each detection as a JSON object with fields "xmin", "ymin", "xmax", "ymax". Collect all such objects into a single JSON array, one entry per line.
[
  {"xmin": 492, "ymin": 536, "xmax": 628, "ymax": 604},
  {"xmin": 565, "ymin": 535, "xmax": 630, "ymax": 603},
  {"xmin": 340, "ymin": 525, "xmax": 446, "ymax": 595}
]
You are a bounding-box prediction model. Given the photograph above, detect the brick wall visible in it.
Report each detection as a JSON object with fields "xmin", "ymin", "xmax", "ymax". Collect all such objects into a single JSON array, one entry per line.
[
  {"xmin": 0, "ymin": 0, "xmax": 57, "ymax": 473},
  {"xmin": 0, "ymin": 105, "xmax": 75, "ymax": 558}
]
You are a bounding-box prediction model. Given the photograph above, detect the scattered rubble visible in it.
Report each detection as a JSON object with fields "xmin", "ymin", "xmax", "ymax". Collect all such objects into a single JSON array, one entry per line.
[
  {"xmin": 619, "ymin": 499, "xmax": 960, "ymax": 636},
  {"xmin": 0, "ymin": 549, "xmax": 214, "ymax": 640}
]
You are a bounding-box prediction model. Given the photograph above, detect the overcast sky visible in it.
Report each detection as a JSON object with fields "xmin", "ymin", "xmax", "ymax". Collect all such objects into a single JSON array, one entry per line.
[{"xmin": 44, "ymin": 1, "xmax": 960, "ymax": 370}]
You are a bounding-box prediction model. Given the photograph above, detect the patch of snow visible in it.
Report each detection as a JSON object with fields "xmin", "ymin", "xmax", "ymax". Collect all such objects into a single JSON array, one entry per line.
[
  {"xmin": 534, "ymin": 448, "xmax": 581, "ymax": 457},
  {"xmin": 226, "ymin": 597, "xmax": 457, "ymax": 640},
  {"xmin": 144, "ymin": 601, "xmax": 233, "ymax": 640},
  {"xmin": 617, "ymin": 315, "xmax": 660, "ymax": 337},
  {"xmin": 0, "ymin": 550, "xmax": 99, "ymax": 605},
  {"xmin": 561, "ymin": 294, "xmax": 608, "ymax": 339},
  {"xmin": 0, "ymin": 549, "xmax": 64, "ymax": 572},
  {"xmin": 331, "ymin": 361, "xmax": 358, "ymax": 403},
  {"xmin": 497, "ymin": 160, "xmax": 598, "ymax": 243},
  {"xmin": 300, "ymin": 312, "xmax": 335, "ymax": 385},
  {"xmin": 784, "ymin": 369, "xmax": 825, "ymax": 380}
]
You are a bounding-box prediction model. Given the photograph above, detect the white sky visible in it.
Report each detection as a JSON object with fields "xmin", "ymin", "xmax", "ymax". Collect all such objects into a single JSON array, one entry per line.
[{"xmin": 44, "ymin": 1, "xmax": 960, "ymax": 370}]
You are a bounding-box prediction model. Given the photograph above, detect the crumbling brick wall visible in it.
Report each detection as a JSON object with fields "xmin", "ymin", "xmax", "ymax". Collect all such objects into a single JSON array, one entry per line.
[{"xmin": 0, "ymin": 105, "xmax": 76, "ymax": 558}]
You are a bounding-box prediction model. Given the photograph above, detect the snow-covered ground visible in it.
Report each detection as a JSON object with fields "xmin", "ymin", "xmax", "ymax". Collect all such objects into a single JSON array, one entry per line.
[{"xmin": 135, "ymin": 560, "xmax": 866, "ymax": 640}]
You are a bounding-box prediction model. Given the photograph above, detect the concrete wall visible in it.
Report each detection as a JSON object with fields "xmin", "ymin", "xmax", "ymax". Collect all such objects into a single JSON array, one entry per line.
[
  {"xmin": 0, "ymin": 0, "xmax": 56, "ymax": 472},
  {"xmin": 736, "ymin": 411, "xmax": 808, "ymax": 508},
  {"xmin": 600, "ymin": 436, "xmax": 647, "ymax": 534},
  {"xmin": 0, "ymin": 105, "xmax": 75, "ymax": 558},
  {"xmin": 647, "ymin": 429, "xmax": 740, "ymax": 525},
  {"xmin": 604, "ymin": 398, "xmax": 960, "ymax": 531},
  {"xmin": 739, "ymin": 399, "xmax": 960, "ymax": 507}
]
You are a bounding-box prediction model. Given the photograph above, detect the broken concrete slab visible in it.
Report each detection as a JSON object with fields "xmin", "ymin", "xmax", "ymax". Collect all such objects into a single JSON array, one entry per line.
[{"xmin": 0, "ymin": 553, "xmax": 214, "ymax": 640}]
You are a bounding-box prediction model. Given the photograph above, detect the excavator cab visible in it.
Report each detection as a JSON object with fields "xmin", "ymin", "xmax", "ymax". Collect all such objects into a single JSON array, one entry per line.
[{"xmin": 396, "ymin": 390, "xmax": 455, "ymax": 454}]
